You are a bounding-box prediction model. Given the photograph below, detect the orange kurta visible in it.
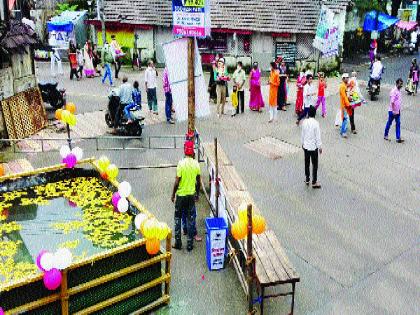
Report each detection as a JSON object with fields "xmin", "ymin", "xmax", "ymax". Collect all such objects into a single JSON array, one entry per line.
[
  {"xmin": 339, "ymin": 82, "xmax": 352, "ymax": 115},
  {"xmin": 269, "ymin": 70, "xmax": 280, "ymax": 107}
]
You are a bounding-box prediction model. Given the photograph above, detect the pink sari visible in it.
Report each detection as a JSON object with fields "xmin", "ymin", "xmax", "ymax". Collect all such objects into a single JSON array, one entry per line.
[{"xmin": 249, "ymin": 69, "xmax": 265, "ymax": 110}]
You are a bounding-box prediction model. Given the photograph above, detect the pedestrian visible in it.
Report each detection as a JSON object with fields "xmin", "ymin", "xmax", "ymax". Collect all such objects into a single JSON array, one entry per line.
[
  {"xmin": 231, "ymin": 85, "xmax": 239, "ymax": 117},
  {"xmin": 214, "ymin": 58, "xmax": 229, "ymax": 118},
  {"xmin": 111, "ymin": 76, "xmax": 132, "ymax": 134},
  {"xmin": 301, "ymin": 106, "xmax": 322, "ymax": 189},
  {"xmin": 145, "ymin": 60, "xmax": 158, "ymax": 114},
  {"xmin": 208, "ymin": 59, "xmax": 217, "ymax": 102},
  {"xmin": 315, "ymin": 72, "xmax": 327, "ymax": 117},
  {"xmin": 110, "ymin": 35, "xmax": 124, "ymax": 79},
  {"xmin": 171, "ymin": 140, "xmax": 201, "ymax": 251},
  {"xmin": 384, "ymin": 78, "xmax": 405, "ymax": 143},
  {"xmin": 163, "ymin": 67, "xmax": 175, "ymax": 124},
  {"xmin": 68, "ymin": 41, "xmax": 79, "ymax": 81},
  {"xmin": 339, "ymin": 73, "xmax": 353, "ymax": 138},
  {"xmin": 83, "ymin": 40, "xmax": 95, "ymax": 78},
  {"xmin": 295, "ymin": 72, "xmax": 306, "ymax": 115},
  {"xmin": 123, "ymin": 81, "xmax": 141, "ymax": 123},
  {"xmin": 408, "ymin": 58, "xmax": 419, "ymax": 95},
  {"xmin": 268, "ymin": 61, "xmax": 279, "ymax": 123},
  {"xmin": 92, "ymin": 44, "xmax": 101, "ymax": 75},
  {"xmin": 232, "ymin": 61, "xmax": 246, "ymax": 114},
  {"xmin": 50, "ymin": 47, "xmax": 63, "ymax": 77},
  {"xmin": 101, "ymin": 41, "xmax": 114, "ymax": 86},
  {"xmin": 248, "ymin": 62, "xmax": 265, "ymax": 111},
  {"xmin": 296, "ymin": 74, "xmax": 316, "ymax": 125},
  {"xmin": 76, "ymin": 46, "xmax": 84, "ymax": 78},
  {"xmin": 277, "ymin": 60, "xmax": 288, "ymax": 111}
]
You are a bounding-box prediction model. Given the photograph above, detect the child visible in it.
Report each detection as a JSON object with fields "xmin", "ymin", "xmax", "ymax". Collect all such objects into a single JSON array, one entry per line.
[
  {"xmin": 231, "ymin": 85, "xmax": 238, "ymax": 117},
  {"xmin": 76, "ymin": 48, "xmax": 84, "ymax": 78},
  {"xmin": 315, "ymin": 72, "xmax": 327, "ymax": 117},
  {"xmin": 124, "ymin": 81, "xmax": 142, "ymax": 123}
]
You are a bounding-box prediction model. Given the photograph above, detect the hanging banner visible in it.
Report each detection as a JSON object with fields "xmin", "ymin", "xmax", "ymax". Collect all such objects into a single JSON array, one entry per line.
[
  {"xmin": 313, "ymin": 5, "xmax": 340, "ymax": 57},
  {"xmin": 172, "ymin": 0, "xmax": 211, "ymax": 37}
]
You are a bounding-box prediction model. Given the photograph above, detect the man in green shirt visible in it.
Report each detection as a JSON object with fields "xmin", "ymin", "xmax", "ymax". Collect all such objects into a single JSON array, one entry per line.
[
  {"xmin": 232, "ymin": 61, "xmax": 246, "ymax": 114},
  {"xmin": 171, "ymin": 140, "xmax": 201, "ymax": 251}
]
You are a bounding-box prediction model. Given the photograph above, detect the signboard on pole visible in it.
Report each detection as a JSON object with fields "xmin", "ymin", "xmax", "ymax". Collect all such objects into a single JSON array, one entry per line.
[
  {"xmin": 313, "ymin": 5, "xmax": 340, "ymax": 58},
  {"xmin": 172, "ymin": 0, "xmax": 211, "ymax": 37}
]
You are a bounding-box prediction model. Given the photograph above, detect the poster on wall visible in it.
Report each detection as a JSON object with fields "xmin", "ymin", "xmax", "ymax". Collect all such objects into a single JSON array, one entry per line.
[
  {"xmin": 313, "ymin": 5, "xmax": 340, "ymax": 57},
  {"xmin": 275, "ymin": 42, "xmax": 297, "ymax": 66},
  {"xmin": 162, "ymin": 37, "xmax": 210, "ymax": 122},
  {"xmin": 172, "ymin": 0, "xmax": 211, "ymax": 37}
]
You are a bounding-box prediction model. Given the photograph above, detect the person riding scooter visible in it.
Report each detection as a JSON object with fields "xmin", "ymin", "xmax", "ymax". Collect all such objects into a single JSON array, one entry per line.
[
  {"xmin": 111, "ymin": 76, "xmax": 133, "ymax": 134},
  {"xmin": 368, "ymin": 55, "xmax": 384, "ymax": 88}
]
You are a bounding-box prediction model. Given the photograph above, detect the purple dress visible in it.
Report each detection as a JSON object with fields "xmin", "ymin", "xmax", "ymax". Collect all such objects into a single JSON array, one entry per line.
[{"xmin": 249, "ymin": 69, "xmax": 265, "ymax": 110}]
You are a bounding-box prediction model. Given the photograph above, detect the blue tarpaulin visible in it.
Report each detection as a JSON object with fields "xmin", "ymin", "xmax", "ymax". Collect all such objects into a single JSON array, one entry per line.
[
  {"xmin": 47, "ymin": 21, "xmax": 73, "ymax": 33},
  {"xmin": 363, "ymin": 10, "xmax": 400, "ymax": 32}
]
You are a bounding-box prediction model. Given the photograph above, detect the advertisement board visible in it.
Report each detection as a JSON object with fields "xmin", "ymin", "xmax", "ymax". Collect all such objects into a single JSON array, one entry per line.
[{"xmin": 172, "ymin": 0, "xmax": 211, "ymax": 37}]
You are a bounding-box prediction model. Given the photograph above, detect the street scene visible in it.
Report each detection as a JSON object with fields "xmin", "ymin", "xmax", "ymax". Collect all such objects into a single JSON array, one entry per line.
[{"xmin": 0, "ymin": 0, "xmax": 419, "ymax": 314}]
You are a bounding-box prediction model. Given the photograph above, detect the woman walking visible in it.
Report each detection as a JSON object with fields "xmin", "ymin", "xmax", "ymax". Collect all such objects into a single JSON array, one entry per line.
[
  {"xmin": 277, "ymin": 60, "xmax": 288, "ymax": 111},
  {"xmin": 68, "ymin": 41, "xmax": 79, "ymax": 81},
  {"xmin": 83, "ymin": 40, "xmax": 95, "ymax": 78},
  {"xmin": 409, "ymin": 58, "xmax": 419, "ymax": 95},
  {"xmin": 249, "ymin": 62, "xmax": 265, "ymax": 111},
  {"xmin": 268, "ymin": 62, "xmax": 280, "ymax": 123},
  {"xmin": 295, "ymin": 72, "xmax": 306, "ymax": 115}
]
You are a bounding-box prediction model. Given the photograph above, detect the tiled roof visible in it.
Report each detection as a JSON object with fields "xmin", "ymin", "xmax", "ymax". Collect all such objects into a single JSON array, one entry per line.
[
  {"xmin": 0, "ymin": 19, "xmax": 39, "ymax": 53},
  {"xmin": 103, "ymin": 0, "xmax": 349, "ymax": 34}
]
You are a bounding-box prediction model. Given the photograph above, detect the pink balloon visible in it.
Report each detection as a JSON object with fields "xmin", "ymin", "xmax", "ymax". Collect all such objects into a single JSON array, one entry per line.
[
  {"xmin": 43, "ymin": 268, "xmax": 62, "ymax": 290},
  {"xmin": 0, "ymin": 307, "xmax": 4, "ymax": 315},
  {"xmin": 65, "ymin": 153, "xmax": 77, "ymax": 168},
  {"xmin": 36, "ymin": 250, "xmax": 48, "ymax": 271},
  {"xmin": 111, "ymin": 192, "xmax": 121, "ymax": 207}
]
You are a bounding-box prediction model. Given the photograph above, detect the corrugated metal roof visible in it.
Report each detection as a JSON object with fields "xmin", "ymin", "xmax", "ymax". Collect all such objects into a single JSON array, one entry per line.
[{"xmin": 103, "ymin": 0, "xmax": 349, "ymax": 33}]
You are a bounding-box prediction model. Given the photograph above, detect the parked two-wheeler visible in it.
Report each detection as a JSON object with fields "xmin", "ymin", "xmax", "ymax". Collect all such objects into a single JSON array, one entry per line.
[{"xmin": 38, "ymin": 81, "xmax": 66, "ymax": 109}]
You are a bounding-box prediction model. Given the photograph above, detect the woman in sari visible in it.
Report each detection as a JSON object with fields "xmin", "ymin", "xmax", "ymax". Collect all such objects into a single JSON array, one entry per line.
[
  {"xmin": 249, "ymin": 62, "xmax": 265, "ymax": 111},
  {"xmin": 295, "ymin": 72, "xmax": 306, "ymax": 115},
  {"xmin": 83, "ymin": 40, "xmax": 95, "ymax": 78}
]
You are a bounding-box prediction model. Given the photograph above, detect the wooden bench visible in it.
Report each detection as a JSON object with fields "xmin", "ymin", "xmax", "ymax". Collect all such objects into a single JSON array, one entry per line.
[{"xmin": 200, "ymin": 142, "xmax": 300, "ymax": 314}]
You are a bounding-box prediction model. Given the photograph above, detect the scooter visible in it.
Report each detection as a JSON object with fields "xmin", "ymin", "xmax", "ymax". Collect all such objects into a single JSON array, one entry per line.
[
  {"xmin": 38, "ymin": 81, "xmax": 66, "ymax": 109},
  {"xmin": 368, "ymin": 79, "xmax": 381, "ymax": 101},
  {"xmin": 105, "ymin": 90, "xmax": 144, "ymax": 136}
]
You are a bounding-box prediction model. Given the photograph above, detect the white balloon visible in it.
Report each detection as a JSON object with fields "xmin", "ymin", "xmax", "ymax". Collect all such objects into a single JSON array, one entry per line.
[
  {"xmin": 118, "ymin": 181, "xmax": 132, "ymax": 198},
  {"xmin": 134, "ymin": 213, "xmax": 148, "ymax": 230},
  {"xmin": 117, "ymin": 198, "xmax": 129, "ymax": 213},
  {"xmin": 59, "ymin": 145, "xmax": 71, "ymax": 158},
  {"xmin": 71, "ymin": 147, "xmax": 83, "ymax": 161},
  {"xmin": 54, "ymin": 248, "xmax": 73, "ymax": 270},
  {"xmin": 40, "ymin": 252, "xmax": 55, "ymax": 271}
]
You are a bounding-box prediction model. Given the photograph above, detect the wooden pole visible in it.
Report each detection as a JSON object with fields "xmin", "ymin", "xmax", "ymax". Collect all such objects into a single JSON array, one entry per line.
[
  {"xmin": 246, "ymin": 203, "xmax": 254, "ymax": 314},
  {"xmin": 187, "ymin": 37, "xmax": 195, "ymax": 134},
  {"xmin": 66, "ymin": 123, "xmax": 72, "ymax": 150},
  {"xmin": 60, "ymin": 270, "xmax": 69, "ymax": 315},
  {"xmin": 214, "ymin": 137, "xmax": 219, "ymax": 217}
]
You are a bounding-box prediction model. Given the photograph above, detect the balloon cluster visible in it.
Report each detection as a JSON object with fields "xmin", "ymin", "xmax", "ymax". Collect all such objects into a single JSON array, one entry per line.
[
  {"xmin": 231, "ymin": 203, "xmax": 266, "ymax": 240},
  {"xmin": 97, "ymin": 156, "xmax": 118, "ymax": 180},
  {"xmin": 36, "ymin": 248, "xmax": 73, "ymax": 290},
  {"xmin": 134, "ymin": 214, "xmax": 170, "ymax": 255},
  {"xmin": 55, "ymin": 103, "xmax": 77, "ymax": 126},
  {"xmin": 59, "ymin": 145, "xmax": 83, "ymax": 168},
  {"xmin": 111, "ymin": 181, "xmax": 132, "ymax": 213}
]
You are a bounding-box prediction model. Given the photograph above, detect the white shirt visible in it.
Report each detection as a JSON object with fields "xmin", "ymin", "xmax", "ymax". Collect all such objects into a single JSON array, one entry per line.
[
  {"xmin": 301, "ymin": 118, "xmax": 322, "ymax": 151},
  {"xmin": 371, "ymin": 61, "xmax": 383, "ymax": 79},
  {"xmin": 303, "ymin": 83, "xmax": 316, "ymax": 108},
  {"xmin": 411, "ymin": 31, "xmax": 417, "ymax": 43},
  {"xmin": 145, "ymin": 66, "xmax": 157, "ymax": 89}
]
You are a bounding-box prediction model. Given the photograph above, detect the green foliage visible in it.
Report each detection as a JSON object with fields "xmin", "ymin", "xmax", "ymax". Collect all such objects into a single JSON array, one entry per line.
[
  {"xmin": 56, "ymin": 3, "xmax": 79, "ymax": 15},
  {"xmin": 352, "ymin": 0, "xmax": 386, "ymax": 15}
]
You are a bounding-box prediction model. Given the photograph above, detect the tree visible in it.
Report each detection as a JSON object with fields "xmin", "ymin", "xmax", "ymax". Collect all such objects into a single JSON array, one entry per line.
[
  {"xmin": 55, "ymin": 3, "xmax": 78, "ymax": 15},
  {"xmin": 352, "ymin": 0, "xmax": 387, "ymax": 15}
]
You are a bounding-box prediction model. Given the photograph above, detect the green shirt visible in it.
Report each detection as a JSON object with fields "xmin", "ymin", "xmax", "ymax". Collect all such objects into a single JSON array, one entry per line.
[{"xmin": 176, "ymin": 157, "xmax": 201, "ymax": 196}]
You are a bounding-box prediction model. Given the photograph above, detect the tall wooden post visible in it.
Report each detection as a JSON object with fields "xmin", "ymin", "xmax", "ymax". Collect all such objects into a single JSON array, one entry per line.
[
  {"xmin": 214, "ymin": 137, "xmax": 219, "ymax": 217},
  {"xmin": 187, "ymin": 37, "xmax": 195, "ymax": 134},
  {"xmin": 246, "ymin": 203, "xmax": 254, "ymax": 314}
]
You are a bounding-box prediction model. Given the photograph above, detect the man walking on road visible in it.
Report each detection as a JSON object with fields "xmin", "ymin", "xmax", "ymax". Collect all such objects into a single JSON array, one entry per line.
[
  {"xmin": 296, "ymin": 74, "xmax": 316, "ymax": 125},
  {"xmin": 171, "ymin": 140, "xmax": 201, "ymax": 252},
  {"xmin": 232, "ymin": 61, "xmax": 246, "ymax": 114},
  {"xmin": 301, "ymin": 106, "xmax": 322, "ymax": 189},
  {"xmin": 145, "ymin": 60, "xmax": 158, "ymax": 114},
  {"xmin": 384, "ymin": 78, "xmax": 405, "ymax": 143},
  {"xmin": 339, "ymin": 73, "xmax": 355, "ymax": 138},
  {"xmin": 163, "ymin": 67, "xmax": 175, "ymax": 124}
]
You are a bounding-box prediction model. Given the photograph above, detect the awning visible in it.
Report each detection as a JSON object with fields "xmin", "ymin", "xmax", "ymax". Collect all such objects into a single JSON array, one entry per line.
[
  {"xmin": 396, "ymin": 20, "xmax": 418, "ymax": 31},
  {"xmin": 363, "ymin": 10, "xmax": 400, "ymax": 32},
  {"xmin": 47, "ymin": 21, "xmax": 74, "ymax": 33},
  {"xmin": 85, "ymin": 20, "xmax": 153, "ymax": 30}
]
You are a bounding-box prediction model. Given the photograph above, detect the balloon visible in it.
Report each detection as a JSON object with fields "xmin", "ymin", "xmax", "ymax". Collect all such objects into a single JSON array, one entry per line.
[
  {"xmin": 0, "ymin": 307, "xmax": 4, "ymax": 315},
  {"xmin": 54, "ymin": 248, "xmax": 73, "ymax": 270},
  {"xmin": 231, "ymin": 221, "xmax": 247, "ymax": 240},
  {"xmin": 97, "ymin": 156, "xmax": 110, "ymax": 172},
  {"xmin": 252, "ymin": 215, "xmax": 266, "ymax": 234},
  {"xmin": 157, "ymin": 222, "xmax": 170, "ymax": 241},
  {"xmin": 65, "ymin": 102, "xmax": 76, "ymax": 114},
  {"xmin": 43, "ymin": 268, "xmax": 62, "ymax": 290},
  {"xmin": 111, "ymin": 192, "xmax": 121, "ymax": 207},
  {"xmin": 142, "ymin": 218, "xmax": 158, "ymax": 239},
  {"xmin": 36, "ymin": 250, "xmax": 48, "ymax": 271},
  {"xmin": 117, "ymin": 198, "xmax": 128, "ymax": 213},
  {"xmin": 145, "ymin": 238, "xmax": 160, "ymax": 255},
  {"xmin": 40, "ymin": 252, "xmax": 55, "ymax": 271},
  {"xmin": 61, "ymin": 110, "xmax": 71, "ymax": 124},
  {"xmin": 118, "ymin": 181, "xmax": 132, "ymax": 198},
  {"xmin": 59, "ymin": 145, "xmax": 71, "ymax": 158},
  {"xmin": 106, "ymin": 164, "xmax": 119, "ymax": 180},
  {"xmin": 64, "ymin": 153, "xmax": 77, "ymax": 168},
  {"xmin": 0, "ymin": 163, "xmax": 4, "ymax": 176},
  {"xmin": 71, "ymin": 147, "xmax": 83, "ymax": 161},
  {"xmin": 67, "ymin": 113, "xmax": 77, "ymax": 127},
  {"xmin": 55, "ymin": 109, "xmax": 63, "ymax": 120},
  {"xmin": 134, "ymin": 213, "xmax": 148, "ymax": 230},
  {"xmin": 100, "ymin": 172, "xmax": 108, "ymax": 180}
]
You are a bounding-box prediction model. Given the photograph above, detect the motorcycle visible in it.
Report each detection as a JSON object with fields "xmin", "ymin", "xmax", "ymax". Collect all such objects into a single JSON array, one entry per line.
[
  {"xmin": 368, "ymin": 79, "xmax": 381, "ymax": 101},
  {"xmin": 105, "ymin": 90, "xmax": 144, "ymax": 136},
  {"xmin": 38, "ymin": 81, "xmax": 66, "ymax": 109}
]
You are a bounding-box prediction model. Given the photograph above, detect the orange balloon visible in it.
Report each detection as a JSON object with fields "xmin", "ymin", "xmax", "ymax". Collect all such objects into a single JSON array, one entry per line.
[
  {"xmin": 65, "ymin": 102, "xmax": 76, "ymax": 114},
  {"xmin": 231, "ymin": 221, "xmax": 247, "ymax": 240},
  {"xmin": 146, "ymin": 238, "xmax": 160, "ymax": 255},
  {"xmin": 55, "ymin": 109, "xmax": 63, "ymax": 121},
  {"xmin": 0, "ymin": 164, "xmax": 5, "ymax": 176},
  {"xmin": 252, "ymin": 215, "xmax": 266, "ymax": 234}
]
